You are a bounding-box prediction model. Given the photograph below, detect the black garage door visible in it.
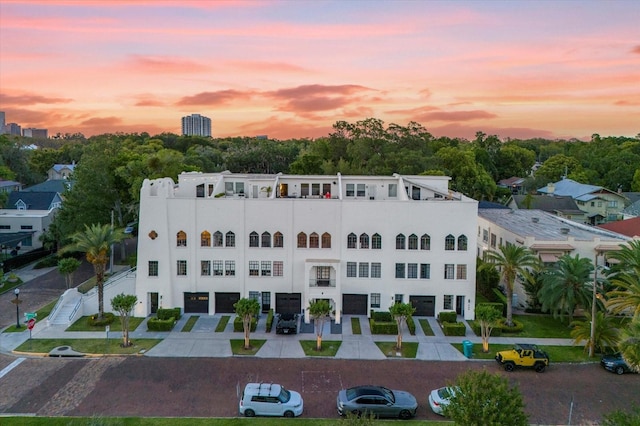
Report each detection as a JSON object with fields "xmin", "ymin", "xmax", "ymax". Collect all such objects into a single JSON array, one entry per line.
[
  {"xmin": 276, "ymin": 293, "xmax": 301, "ymax": 314},
  {"xmin": 410, "ymin": 295, "xmax": 435, "ymax": 316},
  {"xmin": 342, "ymin": 294, "xmax": 368, "ymax": 315},
  {"xmin": 184, "ymin": 292, "xmax": 210, "ymax": 314},
  {"xmin": 215, "ymin": 292, "xmax": 240, "ymax": 313}
]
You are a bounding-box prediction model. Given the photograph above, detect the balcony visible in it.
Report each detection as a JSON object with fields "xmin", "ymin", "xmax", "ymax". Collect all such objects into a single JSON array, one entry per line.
[{"xmin": 309, "ymin": 279, "xmax": 336, "ymax": 287}]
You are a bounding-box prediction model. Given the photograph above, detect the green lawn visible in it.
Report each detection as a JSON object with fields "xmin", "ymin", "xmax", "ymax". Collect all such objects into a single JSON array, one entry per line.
[
  {"xmin": 375, "ymin": 341, "xmax": 418, "ymax": 358},
  {"xmin": 231, "ymin": 339, "xmax": 266, "ymax": 355},
  {"xmin": 3, "ymin": 299, "xmax": 60, "ymax": 333},
  {"xmin": 299, "ymin": 340, "xmax": 342, "ymax": 356},
  {"xmin": 418, "ymin": 319, "xmax": 435, "ymax": 336},
  {"xmin": 0, "ymin": 417, "xmax": 447, "ymax": 425},
  {"xmin": 66, "ymin": 316, "xmax": 144, "ymax": 332},
  {"xmin": 351, "ymin": 317, "xmax": 362, "ymax": 334},
  {"xmin": 181, "ymin": 315, "xmax": 199, "ymax": 332},
  {"xmin": 510, "ymin": 314, "xmax": 572, "ymax": 338},
  {"xmin": 215, "ymin": 315, "xmax": 231, "ymax": 332},
  {"xmin": 14, "ymin": 338, "xmax": 162, "ymax": 355},
  {"xmin": 451, "ymin": 342, "xmax": 593, "ymax": 363}
]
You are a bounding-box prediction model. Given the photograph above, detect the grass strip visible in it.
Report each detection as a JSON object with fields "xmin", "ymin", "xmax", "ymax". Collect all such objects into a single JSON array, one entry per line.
[
  {"xmin": 451, "ymin": 343, "xmax": 593, "ymax": 362},
  {"xmin": 300, "ymin": 340, "xmax": 342, "ymax": 356},
  {"xmin": 66, "ymin": 316, "xmax": 144, "ymax": 332},
  {"xmin": 14, "ymin": 338, "xmax": 162, "ymax": 355},
  {"xmin": 375, "ymin": 341, "xmax": 418, "ymax": 358},
  {"xmin": 230, "ymin": 339, "xmax": 266, "ymax": 355},
  {"xmin": 181, "ymin": 315, "xmax": 199, "ymax": 332},
  {"xmin": 351, "ymin": 317, "xmax": 362, "ymax": 334},
  {"xmin": 215, "ymin": 315, "xmax": 230, "ymax": 332},
  {"xmin": 418, "ymin": 319, "xmax": 435, "ymax": 336}
]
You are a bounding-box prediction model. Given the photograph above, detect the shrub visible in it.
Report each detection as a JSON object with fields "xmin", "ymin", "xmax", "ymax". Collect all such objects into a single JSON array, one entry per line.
[
  {"xmin": 265, "ymin": 309, "xmax": 274, "ymax": 332},
  {"xmin": 407, "ymin": 315, "xmax": 416, "ymax": 335},
  {"xmin": 35, "ymin": 255, "xmax": 60, "ymax": 268},
  {"xmin": 442, "ymin": 321, "xmax": 466, "ymax": 336},
  {"xmin": 369, "ymin": 318, "xmax": 397, "ymax": 334},
  {"xmin": 478, "ymin": 302, "xmax": 506, "ymax": 317},
  {"xmin": 157, "ymin": 307, "xmax": 181, "ymax": 321},
  {"xmin": 439, "ymin": 311, "xmax": 457, "ymax": 323},
  {"xmin": 233, "ymin": 315, "xmax": 257, "ymax": 332},
  {"xmin": 147, "ymin": 316, "xmax": 176, "ymax": 331},
  {"xmin": 88, "ymin": 312, "xmax": 115, "ymax": 327},
  {"xmin": 499, "ymin": 319, "xmax": 524, "ymax": 333},
  {"xmin": 371, "ymin": 311, "xmax": 393, "ymax": 322}
]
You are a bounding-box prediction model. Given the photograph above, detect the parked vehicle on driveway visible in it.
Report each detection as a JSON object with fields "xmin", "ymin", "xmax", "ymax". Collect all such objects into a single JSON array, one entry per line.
[
  {"xmin": 337, "ymin": 385, "xmax": 418, "ymax": 420},
  {"xmin": 495, "ymin": 343, "xmax": 549, "ymax": 372},
  {"xmin": 601, "ymin": 353, "xmax": 634, "ymax": 375},
  {"xmin": 428, "ymin": 386, "xmax": 458, "ymax": 416},
  {"xmin": 275, "ymin": 313, "xmax": 298, "ymax": 334},
  {"xmin": 239, "ymin": 382, "xmax": 303, "ymax": 417}
]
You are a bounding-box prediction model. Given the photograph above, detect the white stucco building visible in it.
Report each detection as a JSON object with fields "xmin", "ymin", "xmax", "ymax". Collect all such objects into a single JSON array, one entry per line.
[{"xmin": 133, "ymin": 172, "xmax": 478, "ymax": 323}]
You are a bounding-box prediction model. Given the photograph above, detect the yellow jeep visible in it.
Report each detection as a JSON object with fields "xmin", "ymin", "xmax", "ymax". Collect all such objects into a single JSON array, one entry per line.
[{"xmin": 495, "ymin": 343, "xmax": 549, "ymax": 373}]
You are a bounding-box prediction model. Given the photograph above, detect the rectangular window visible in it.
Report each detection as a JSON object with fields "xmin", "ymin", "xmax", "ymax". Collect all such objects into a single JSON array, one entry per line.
[
  {"xmin": 356, "ymin": 183, "xmax": 365, "ymax": 197},
  {"xmin": 201, "ymin": 260, "xmax": 211, "ymax": 276},
  {"xmin": 358, "ymin": 262, "xmax": 369, "ymax": 278},
  {"xmin": 394, "ymin": 294, "xmax": 403, "ymax": 304},
  {"xmin": 261, "ymin": 261, "xmax": 271, "ymax": 276},
  {"xmin": 444, "ymin": 295, "xmax": 453, "ymax": 310},
  {"xmin": 225, "ymin": 260, "xmax": 235, "ymax": 276},
  {"xmin": 249, "ymin": 261, "xmax": 259, "ymax": 276},
  {"xmin": 371, "ymin": 262, "xmax": 381, "ymax": 278},
  {"xmin": 273, "ymin": 261, "xmax": 283, "ymax": 277},
  {"xmin": 235, "ymin": 182, "xmax": 245, "ymax": 195},
  {"xmin": 444, "ymin": 264, "xmax": 455, "ymax": 279},
  {"xmin": 482, "ymin": 229, "xmax": 488, "ymax": 243},
  {"xmin": 407, "ymin": 263, "xmax": 418, "ymax": 279},
  {"xmin": 249, "ymin": 291, "xmax": 260, "ymax": 302},
  {"xmin": 347, "ymin": 262, "xmax": 357, "ymax": 278},
  {"xmin": 457, "ymin": 264, "xmax": 467, "ymax": 279},
  {"xmin": 301, "ymin": 183, "xmax": 310, "ymax": 196},
  {"xmin": 490, "ymin": 233, "xmax": 497, "ymax": 248},
  {"xmin": 177, "ymin": 260, "xmax": 187, "ymax": 276},
  {"xmin": 388, "ymin": 183, "xmax": 397, "ymax": 197},
  {"xmin": 370, "ymin": 293, "xmax": 381, "ymax": 308},
  {"xmin": 312, "ymin": 183, "xmax": 320, "ymax": 196},
  {"xmin": 148, "ymin": 261, "xmax": 158, "ymax": 277},
  {"xmin": 346, "ymin": 183, "xmax": 355, "ymax": 197},
  {"xmin": 213, "ymin": 260, "xmax": 223, "ymax": 276},
  {"xmin": 608, "ymin": 200, "xmax": 618, "ymax": 208},
  {"xmin": 21, "ymin": 225, "xmax": 33, "ymax": 230},
  {"xmin": 395, "ymin": 263, "xmax": 405, "ymax": 278},
  {"xmin": 420, "ymin": 263, "xmax": 430, "ymax": 279}
]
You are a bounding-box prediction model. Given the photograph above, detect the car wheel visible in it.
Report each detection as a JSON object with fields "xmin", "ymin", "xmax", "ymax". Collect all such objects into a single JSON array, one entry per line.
[
  {"xmin": 284, "ymin": 410, "xmax": 294, "ymax": 418},
  {"xmin": 615, "ymin": 366, "xmax": 625, "ymax": 375},
  {"xmin": 504, "ymin": 362, "xmax": 515, "ymax": 372},
  {"xmin": 534, "ymin": 362, "xmax": 546, "ymax": 373},
  {"xmin": 399, "ymin": 409, "xmax": 412, "ymax": 420},
  {"xmin": 244, "ymin": 409, "xmax": 255, "ymax": 417}
]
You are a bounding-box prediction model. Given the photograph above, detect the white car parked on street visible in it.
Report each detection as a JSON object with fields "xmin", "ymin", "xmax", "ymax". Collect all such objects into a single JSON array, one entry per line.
[{"xmin": 239, "ymin": 382, "xmax": 304, "ymax": 417}]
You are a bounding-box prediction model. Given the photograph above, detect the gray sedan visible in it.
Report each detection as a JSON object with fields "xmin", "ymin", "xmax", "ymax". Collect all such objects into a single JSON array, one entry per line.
[{"xmin": 337, "ymin": 385, "xmax": 418, "ymax": 420}]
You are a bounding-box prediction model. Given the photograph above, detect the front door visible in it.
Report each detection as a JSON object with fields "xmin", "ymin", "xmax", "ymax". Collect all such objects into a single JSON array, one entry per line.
[
  {"xmin": 456, "ymin": 296, "xmax": 465, "ymax": 316},
  {"xmin": 149, "ymin": 292, "xmax": 158, "ymax": 314}
]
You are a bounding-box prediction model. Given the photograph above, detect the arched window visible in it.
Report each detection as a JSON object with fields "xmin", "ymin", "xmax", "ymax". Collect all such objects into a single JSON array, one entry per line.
[
  {"xmin": 201, "ymin": 231, "xmax": 211, "ymax": 247},
  {"xmin": 458, "ymin": 235, "xmax": 468, "ymax": 251},
  {"xmin": 359, "ymin": 233, "xmax": 369, "ymax": 249},
  {"xmin": 445, "ymin": 234, "xmax": 455, "ymax": 250},
  {"xmin": 225, "ymin": 231, "xmax": 235, "ymax": 247},
  {"xmin": 261, "ymin": 232, "xmax": 271, "ymax": 248},
  {"xmin": 249, "ymin": 231, "xmax": 260, "ymax": 247},
  {"xmin": 274, "ymin": 232, "xmax": 284, "ymax": 248},
  {"xmin": 309, "ymin": 232, "xmax": 320, "ymax": 248},
  {"xmin": 347, "ymin": 233, "xmax": 357, "ymax": 249},
  {"xmin": 372, "ymin": 233, "xmax": 382, "ymax": 249},
  {"xmin": 420, "ymin": 234, "xmax": 431, "ymax": 250},
  {"xmin": 396, "ymin": 234, "xmax": 405, "ymax": 250},
  {"xmin": 322, "ymin": 232, "xmax": 331, "ymax": 248},
  {"xmin": 213, "ymin": 231, "xmax": 223, "ymax": 247},
  {"xmin": 297, "ymin": 232, "xmax": 307, "ymax": 248},
  {"xmin": 408, "ymin": 234, "xmax": 418, "ymax": 250},
  {"xmin": 177, "ymin": 231, "xmax": 187, "ymax": 247}
]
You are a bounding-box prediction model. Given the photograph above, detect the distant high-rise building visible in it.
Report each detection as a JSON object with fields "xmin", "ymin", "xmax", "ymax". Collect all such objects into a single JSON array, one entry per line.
[
  {"xmin": 3, "ymin": 123, "xmax": 22, "ymax": 136},
  {"xmin": 0, "ymin": 111, "xmax": 5, "ymax": 128},
  {"xmin": 181, "ymin": 114, "xmax": 212, "ymax": 137},
  {"xmin": 23, "ymin": 128, "xmax": 48, "ymax": 138}
]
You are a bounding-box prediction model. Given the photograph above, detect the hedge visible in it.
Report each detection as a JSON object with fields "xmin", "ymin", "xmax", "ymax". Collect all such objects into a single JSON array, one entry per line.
[
  {"xmin": 147, "ymin": 316, "xmax": 176, "ymax": 331},
  {"xmin": 233, "ymin": 315, "xmax": 257, "ymax": 332},
  {"xmin": 407, "ymin": 315, "xmax": 416, "ymax": 335},
  {"xmin": 442, "ymin": 321, "xmax": 466, "ymax": 336},
  {"xmin": 265, "ymin": 309, "xmax": 274, "ymax": 333},
  {"xmin": 438, "ymin": 311, "xmax": 457, "ymax": 323},
  {"xmin": 499, "ymin": 318, "xmax": 524, "ymax": 333},
  {"xmin": 371, "ymin": 311, "xmax": 393, "ymax": 322},
  {"xmin": 369, "ymin": 319, "xmax": 397, "ymax": 334},
  {"xmin": 477, "ymin": 302, "xmax": 506, "ymax": 317},
  {"xmin": 157, "ymin": 307, "xmax": 181, "ymax": 321}
]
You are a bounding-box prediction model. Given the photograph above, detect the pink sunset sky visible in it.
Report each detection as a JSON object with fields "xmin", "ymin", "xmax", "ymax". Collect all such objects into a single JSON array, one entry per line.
[{"xmin": 1, "ymin": 0, "xmax": 639, "ymax": 140}]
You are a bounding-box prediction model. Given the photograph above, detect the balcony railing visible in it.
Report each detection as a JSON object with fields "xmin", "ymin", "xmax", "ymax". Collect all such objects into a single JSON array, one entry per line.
[{"xmin": 309, "ymin": 279, "xmax": 336, "ymax": 287}]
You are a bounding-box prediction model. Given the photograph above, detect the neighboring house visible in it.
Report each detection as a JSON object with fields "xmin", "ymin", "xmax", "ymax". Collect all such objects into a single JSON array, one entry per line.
[
  {"xmin": 507, "ymin": 194, "xmax": 587, "ymax": 223},
  {"xmin": 478, "ymin": 208, "xmax": 630, "ymax": 309},
  {"xmin": 498, "ymin": 177, "xmax": 526, "ymax": 195},
  {"xmin": 537, "ymin": 178, "xmax": 627, "ymax": 225},
  {"xmin": 134, "ymin": 172, "xmax": 478, "ymax": 323},
  {"xmin": 0, "ymin": 191, "xmax": 62, "ymax": 251},
  {"xmin": 597, "ymin": 217, "xmax": 640, "ymax": 239},
  {"xmin": 23, "ymin": 179, "xmax": 72, "ymax": 194},
  {"xmin": 48, "ymin": 163, "xmax": 76, "ymax": 180},
  {"xmin": 621, "ymin": 192, "xmax": 640, "ymax": 219},
  {"xmin": 0, "ymin": 179, "xmax": 22, "ymax": 194}
]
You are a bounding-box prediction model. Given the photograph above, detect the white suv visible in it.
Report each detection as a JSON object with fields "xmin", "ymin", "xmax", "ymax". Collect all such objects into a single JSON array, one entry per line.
[{"xmin": 239, "ymin": 383, "xmax": 304, "ymax": 417}]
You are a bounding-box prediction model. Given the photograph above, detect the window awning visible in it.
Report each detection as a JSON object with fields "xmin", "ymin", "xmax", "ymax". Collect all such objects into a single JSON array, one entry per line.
[{"xmin": 539, "ymin": 253, "xmax": 560, "ymax": 263}]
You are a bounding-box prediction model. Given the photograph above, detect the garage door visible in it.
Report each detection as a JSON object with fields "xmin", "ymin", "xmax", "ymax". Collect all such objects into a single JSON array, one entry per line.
[
  {"xmin": 342, "ymin": 294, "xmax": 368, "ymax": 315},
  {"xmin": 184, "ymin": 292, "xmax": 210, "ymax": 314},
  {"xmin": 275, "ymin": 293, "xmax": 301, "ymax": 314},
  {"xmin": 215, "ymin": 292, "xmax": 240, "ymax": 313},
  {"xmin": 410, "ymin": 295, "xmax": 435, "ymax": 316}
]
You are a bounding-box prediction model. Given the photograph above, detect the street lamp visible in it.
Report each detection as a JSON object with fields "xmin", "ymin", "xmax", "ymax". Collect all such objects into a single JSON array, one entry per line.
[{"xmin": 13, "ymin": 288, "xmax": 21, "ymax": 329}]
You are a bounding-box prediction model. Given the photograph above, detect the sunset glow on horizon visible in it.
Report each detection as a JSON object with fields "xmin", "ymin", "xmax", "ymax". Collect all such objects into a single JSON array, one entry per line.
[{"xmin": 1, "ymin": 0, "xmax": 639, "ymax": 140}]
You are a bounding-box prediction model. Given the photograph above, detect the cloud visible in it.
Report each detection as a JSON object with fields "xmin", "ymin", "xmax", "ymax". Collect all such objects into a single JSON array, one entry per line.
[
  {"xmin": 265, "ymin": 84, "xmax": 376, "ymax": 116},
  {"xmin": 123, "ymin": 55, "xmax": 212, "ymax": 74},
  {"xmin": 236, "ymin": 115, "xmax": 333, "ymax": 140},
  {"xmin": 176, "ymin": 90, "xmax": 256, "ymax": 106},
  {"xmin": 417, "ymin": 110, "xmax": 497, "ymax": 122},
  {"xmin": 614, "ymin": 100, "xmax": 640, "ymax": 106},
  {"xmin": 133, "ymin": 94, "xmax": 166, "ymax": 107},
  {"xmin": 269, "ymin": 84, "xmax": 372, "ymax": 99},
  {"xmin": 632, "ymin": 45, "xmax": 640, "ymax": 54},
  {"xmin": 0, "ymin": 92, "xmax": 72, "ymax": 106}
]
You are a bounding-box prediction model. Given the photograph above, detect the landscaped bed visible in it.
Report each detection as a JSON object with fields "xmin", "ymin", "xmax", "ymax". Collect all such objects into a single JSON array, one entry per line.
[
  {"xmin": 230, "ymin": 339, "xmax": 266, "ymax": 355},
  {"xmin": 299, "ymin": 340, "xmax": 342, "ymax": 356},
  {"xmin": 66, "ymin": 315, "xmax": 145, "ymax": 332},
  {"xmin": 14, "ymin": 338, "xmax": 162, "ymax": 355},
  {"xmin": 375, "ymin": 341, "xmax": 418, "ymax": 358}
]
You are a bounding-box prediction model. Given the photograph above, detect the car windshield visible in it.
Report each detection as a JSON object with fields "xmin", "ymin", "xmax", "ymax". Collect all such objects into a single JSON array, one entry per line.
[
  {"xmin": 382, "ymin": 387, "xmax": 395, "ymax": 403},
  {"xmin": 438, "ymin": 388, "xmax": 453, "ymax": 399},
  {"xmin": 278, "ymin": 387, "xmax": 291, "ymax": 403}
]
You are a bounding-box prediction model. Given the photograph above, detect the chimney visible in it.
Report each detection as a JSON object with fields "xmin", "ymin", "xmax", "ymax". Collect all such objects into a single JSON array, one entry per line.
[{"xmin": 546, "ymin": 183, "xmax": 555, "ymax": 195}]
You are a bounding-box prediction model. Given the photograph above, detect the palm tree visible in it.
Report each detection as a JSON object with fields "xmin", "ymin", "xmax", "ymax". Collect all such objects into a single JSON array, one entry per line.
[
  {"xmin": 483, "ymin": 245, "xmax": 540, "ymax": 326},
  {"xmin": 618, "ymin": 316, "xmax": 640, "ymax": 372},
  {"xmin": 538, "ymin": 254, "xmax": 594, "ymax": 323},
  {"xmin": 61, "ymin": 223, "xmax": 124, "ymax": 320},
  {"xmin": 606, "ymin": 241, "xmax": 640, "ymax": 319},
  {"xmin": 570, "ymin": 311, "xmax": 620, "ymax": 355}
]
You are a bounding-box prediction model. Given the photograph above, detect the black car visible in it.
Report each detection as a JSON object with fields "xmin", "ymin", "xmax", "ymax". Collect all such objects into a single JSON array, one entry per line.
[
  {"xmin": 275, "ymin": 313, "xmax": 298, "ymax": 334},
  {"xmin": 601, "ymin": 353, "xmax": 634, "ymax": 375}
]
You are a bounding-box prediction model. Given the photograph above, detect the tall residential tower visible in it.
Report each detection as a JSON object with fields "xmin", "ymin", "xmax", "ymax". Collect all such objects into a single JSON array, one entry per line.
[{"xmin": 181, "ymin": 114, "xmax": 212, "ymax": 137}]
